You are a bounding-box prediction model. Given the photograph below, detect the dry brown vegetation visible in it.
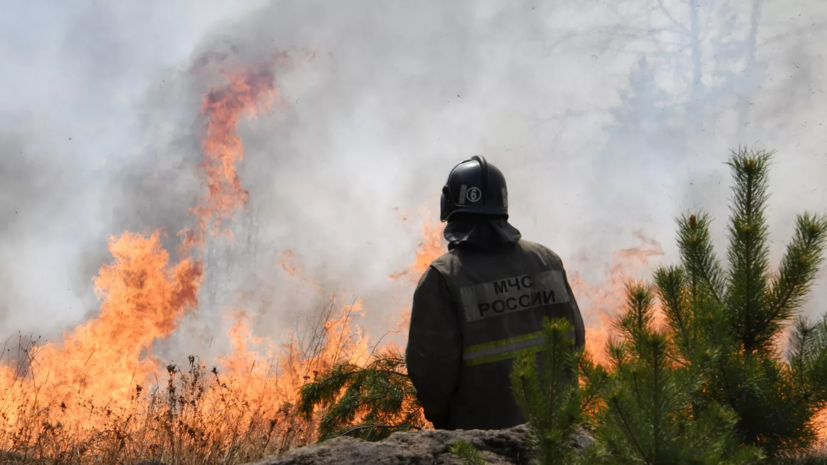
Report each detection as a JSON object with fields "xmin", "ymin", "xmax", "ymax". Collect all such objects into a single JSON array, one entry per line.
[{"xmin": 0, "ymin": 297, "xmax": 384, "ymax": 465}]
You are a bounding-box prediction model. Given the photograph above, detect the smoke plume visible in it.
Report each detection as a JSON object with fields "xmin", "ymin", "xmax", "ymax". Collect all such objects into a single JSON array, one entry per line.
[{"xmin": 1, "ymin": 0, "xmax": 826, "ymax": 360}]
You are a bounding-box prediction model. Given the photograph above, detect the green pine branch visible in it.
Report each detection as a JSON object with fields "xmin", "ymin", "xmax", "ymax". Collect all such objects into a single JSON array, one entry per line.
[
  {"xmin": 654, "ymin": 265, "xmax": 692, "ymax": 355},
  {"xmin": 510, "ymin": 317, "xmax": 582, "ymax": 465},
  {"xmin": 297, "ymin": 349, "xmax": 425, "ymax": 442},
  {"xmin": 677, "ymin": 212, "xmax": 726, "ymax": 306},
  {"xmin": 725, "ymin": 147, "xmax": 773, "ymax": 354},
  {"xmin": 788, "ymin": 314, "xmax": 827, "ymax": 407},
  {"xmin": 761, "ymin": 214, "xmax": 827, "ymax": 347}
]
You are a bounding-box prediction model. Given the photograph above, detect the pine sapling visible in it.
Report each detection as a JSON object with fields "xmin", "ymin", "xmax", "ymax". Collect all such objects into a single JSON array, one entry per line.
[
  {"xmin": 591, "ymin": 282, "xmax": 761, "ymax": 465},
  {"xmin": 510, "ymin": 317, "xmax": 582, "ymax": 465},
  {"xmin": 662, "ymin": 147, "xmax": 827, "ymax": 453}
]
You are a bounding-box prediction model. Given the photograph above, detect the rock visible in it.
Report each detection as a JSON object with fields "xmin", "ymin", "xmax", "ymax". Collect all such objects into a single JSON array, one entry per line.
[{"xmin": 248, "ymin": 425, "xmax": 594, "ymax": 465}]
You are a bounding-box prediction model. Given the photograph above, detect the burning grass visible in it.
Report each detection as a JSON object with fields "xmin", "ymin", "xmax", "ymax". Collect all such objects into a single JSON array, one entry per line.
[
  {"xmin": 0, "ymin": 296, "xmax": 371, "ymax": 465},
  {"xmin": 0, "ymin": 64, "xmax": 344, "ymax": 464}
]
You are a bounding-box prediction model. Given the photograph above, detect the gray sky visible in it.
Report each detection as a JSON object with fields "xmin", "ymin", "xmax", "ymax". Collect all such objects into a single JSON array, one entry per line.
[{"xmin": 1, "ymin": 0, "xmax": 826, "ymax": 359}]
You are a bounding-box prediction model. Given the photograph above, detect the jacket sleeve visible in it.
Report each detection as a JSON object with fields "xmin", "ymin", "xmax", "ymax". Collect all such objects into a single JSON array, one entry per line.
[
  {"xmin": 562, "ymin": 267, "xmax": 586, "ymax": 352},
  {"xmin": 405, "ymin": 266, "xmax": 462, "ymax": 428}
]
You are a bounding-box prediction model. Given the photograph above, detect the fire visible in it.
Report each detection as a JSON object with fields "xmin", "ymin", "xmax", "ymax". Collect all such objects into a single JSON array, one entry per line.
[
  {"xmin": 0, "ymin": 232, "xmax": 201, "ymax": 428},
  {"xmin": 91, "ymin": 232, "xmax": 202, "ymax": 361},
  {"xmin": 182, "ymin": 66, "xmax": 276, "ymax": 250},
  {"xmin": 0, "ymin": 65, "xmax": 307, "ymax": 460},
  {"xmin": 815, "ymin": 408, "xmax": 827, "ymax": 444},
  {"xmin": 0, "ymin": 62, "xmax": 397, "ymax": 463},
  {"xmin": 389, "ymin": 208, "xmax": 446, "ymax": 282},
  {"xmin": 410, "ymin": 215, "xmax": 446, "ymax": 276},
  {"xmin": 209, "ymin": 298, "xmax": 372, "ymax": 424},
  {"xmin": 569, "ymin": 231, "xmax": 665, "ymax": 365},
  {"xmin": 385, "ymin": 213, "xmax": 445, "ymax": 353}
]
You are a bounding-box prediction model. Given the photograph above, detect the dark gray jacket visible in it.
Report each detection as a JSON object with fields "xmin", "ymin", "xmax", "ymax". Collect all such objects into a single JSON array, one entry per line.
[{"xmin": 405, "ymin": 239, "xmax": 585, "ymax": 430}]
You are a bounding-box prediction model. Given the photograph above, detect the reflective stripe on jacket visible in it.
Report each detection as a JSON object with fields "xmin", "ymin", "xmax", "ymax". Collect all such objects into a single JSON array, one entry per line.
[{"xmin": 405, "ymin": 239, "xmax": 585, "ymax": 430}]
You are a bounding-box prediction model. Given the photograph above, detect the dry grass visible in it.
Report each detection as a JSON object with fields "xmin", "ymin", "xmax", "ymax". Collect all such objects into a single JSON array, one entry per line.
[
  {"xmin": 0, "ymin": 299, "xmax": 383, "ymax": 465},
  {"xmin": 1, "ymin": 348, "xmax": 315, "ymax": 465}
]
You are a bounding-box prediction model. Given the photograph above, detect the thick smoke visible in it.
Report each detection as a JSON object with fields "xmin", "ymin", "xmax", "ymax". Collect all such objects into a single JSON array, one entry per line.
[{"xmin": 1, "ymin": 0, "xmax": 826, "ymax": 359}]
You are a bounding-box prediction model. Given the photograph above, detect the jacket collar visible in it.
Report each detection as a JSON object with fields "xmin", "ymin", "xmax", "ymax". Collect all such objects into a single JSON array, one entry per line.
[{"xmin": 444, "ymin": 215, "xmax": 522, "ymax": 251}]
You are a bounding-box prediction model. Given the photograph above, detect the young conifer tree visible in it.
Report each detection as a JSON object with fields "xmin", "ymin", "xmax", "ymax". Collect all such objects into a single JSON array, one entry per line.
[
  {"xmin": 653, "ymin": 148, "xmax": 827, "ymax": 454},
  {"xmin": 509, "ymin": 317, "xmax": 585, "ymax": 465},
  {"xmin": 590, "ymin": 283, "xmax": 762, "ymax": 464}
]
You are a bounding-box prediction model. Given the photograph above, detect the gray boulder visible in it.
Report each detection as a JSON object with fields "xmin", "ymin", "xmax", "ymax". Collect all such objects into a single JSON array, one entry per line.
[{"xmin": 248, "ymin": 425, "xmax": 594, "ymax": 465}]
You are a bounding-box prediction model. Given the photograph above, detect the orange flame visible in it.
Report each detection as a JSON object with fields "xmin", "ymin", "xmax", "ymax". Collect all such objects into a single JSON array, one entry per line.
[
  {"xmin": 389, "ymin": 207, "xmax": 446, "ymax": 283},
  {"xmin": 411, "ymin": 216, "xmax": 446, "ymax": 276},
  {"xmin": 0, "ymin": 63, "xmax": 391, "ymax": 461},
  {"xmin": 815, "ymin": 408, "xmax": 827, "ymax": 444},
  {"xmin": 0, "ymin": 232, "xmax": 202, "ymax": 428},
  {"xmin": 0, "ymin": 66, "xmax": 282, "ymax": 456},
  {"xmin": 386, "ymin": 209, "xmax": 445, "ymax": 353},
  {"xmin": 204, "ymin": 296, "xmax": 373, "ymax": 444},
  {"xmin": 182, "ymin": 67, "xmax": 276, "ymax": 250},
  {"xmin": 569, "ymin": 231, "xmax": 665, "ymax": 365}
]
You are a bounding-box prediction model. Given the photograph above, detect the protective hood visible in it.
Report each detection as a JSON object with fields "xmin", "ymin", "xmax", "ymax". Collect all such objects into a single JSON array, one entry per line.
[{"xmin": 443, "ymin": 215, "xmax": 522, "ymax": 251}]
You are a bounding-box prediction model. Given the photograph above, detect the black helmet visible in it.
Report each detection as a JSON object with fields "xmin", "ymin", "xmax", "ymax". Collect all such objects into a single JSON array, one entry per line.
[{"xmin": 440, "ymin": 155, "xmax": 508, "ymax": 222}]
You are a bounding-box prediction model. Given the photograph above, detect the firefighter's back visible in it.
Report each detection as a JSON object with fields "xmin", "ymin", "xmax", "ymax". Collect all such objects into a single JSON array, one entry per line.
[{"xmin": 429, "ymin": 239, "xmax": 584, "ymax": 430}]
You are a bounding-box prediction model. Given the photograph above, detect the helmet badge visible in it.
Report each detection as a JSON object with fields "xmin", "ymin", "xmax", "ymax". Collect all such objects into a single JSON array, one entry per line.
[{"xmin": 466, "ymin": 187, "xmax": 482, "ymax": 203}]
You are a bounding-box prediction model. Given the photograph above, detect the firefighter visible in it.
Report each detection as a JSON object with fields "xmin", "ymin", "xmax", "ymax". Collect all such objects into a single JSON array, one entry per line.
[{"xmin": 405, "ymin": 155, "xmax": 585, "ymax": 430}]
